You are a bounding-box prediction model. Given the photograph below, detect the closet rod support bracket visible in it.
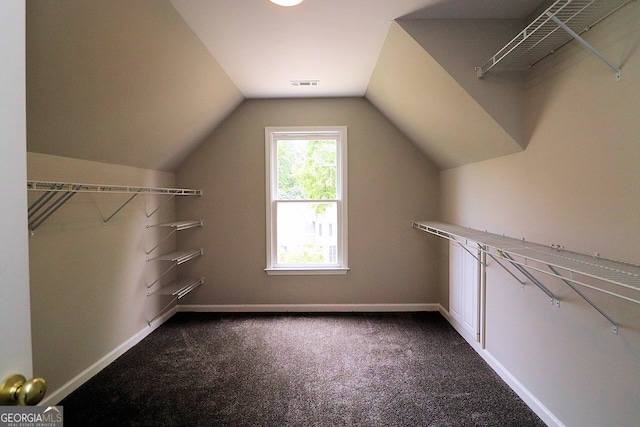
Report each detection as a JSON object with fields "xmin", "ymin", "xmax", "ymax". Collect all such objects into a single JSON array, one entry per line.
[
  {"xmin": 103, "ymin": 191, "xmax": 141, "ymax": 225},
  {"xmin": 146, "ymin": 194, "xmax": 176, "ymax": 218},
  {"xmin": 547, "ymin": 264, "xmax": 618, "ymax": 334},
  {"xmin": 547, "ymin": 12, "xmax": 621, "ymax": 80}
]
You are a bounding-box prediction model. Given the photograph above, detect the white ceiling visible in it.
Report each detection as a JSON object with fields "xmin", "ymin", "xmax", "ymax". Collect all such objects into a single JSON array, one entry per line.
[{"xmin": 169, "ymin": 0, "xmax": 544, "ymax": 98}]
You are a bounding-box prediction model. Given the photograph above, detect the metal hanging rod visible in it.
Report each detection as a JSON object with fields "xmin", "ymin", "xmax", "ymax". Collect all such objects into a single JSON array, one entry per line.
[
  {"xmin": 412, "ymin": 221, "xmax": 640, "ymax": 334},
  {"xmin": 26, "ymin": 180, "xmax": 202, "ymax": 235},
  {"xmin": 475, "ymin": 0, "xmax": 633, "ymax": 79}
]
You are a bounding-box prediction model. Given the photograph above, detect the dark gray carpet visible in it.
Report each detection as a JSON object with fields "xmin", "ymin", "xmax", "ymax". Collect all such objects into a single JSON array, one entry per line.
[{"xmin": 60, "ymin": 312, "xmax": 545, "ymax": 426}]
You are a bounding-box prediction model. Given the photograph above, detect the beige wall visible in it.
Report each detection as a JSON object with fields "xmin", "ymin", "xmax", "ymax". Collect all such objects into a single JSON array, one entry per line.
[
  {"xmin": 176, "ymin": 98, "xmax": 440, "ymax": 307},
  {"xmin": 366, "ymin": 22, "xmax": 523, "ymax": 170},
  {"xmin": 26, "ymin": 0, "xmax": 243, "ymax": 171},
  {"xmin": 27, "ymin": 153, "xmax": 178, "ymax": 398},
  {"xmin": 440, "ymin": 4, "xmax": 640, "ymax": 426},
  {"xmin": 397, "ymin": 18, "xmax": 526, "ymax": 147}
]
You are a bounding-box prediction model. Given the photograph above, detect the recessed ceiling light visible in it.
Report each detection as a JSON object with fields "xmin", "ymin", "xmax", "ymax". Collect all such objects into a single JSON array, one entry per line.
[{"xmin": 269, "ymin": 0, "xmax": 304, "ymax": 6}]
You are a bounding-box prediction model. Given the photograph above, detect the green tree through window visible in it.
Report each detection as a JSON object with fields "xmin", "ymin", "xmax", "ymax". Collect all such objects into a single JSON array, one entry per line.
[{"xmin": 277, "ymin": 139, "xmax": 336, "ymax": 214}]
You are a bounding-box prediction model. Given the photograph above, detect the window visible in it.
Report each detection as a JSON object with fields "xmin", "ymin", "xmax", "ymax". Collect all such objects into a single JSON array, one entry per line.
[{"xmin": 265, "ymin": 126, "xmax": 348, "ymax": 275}]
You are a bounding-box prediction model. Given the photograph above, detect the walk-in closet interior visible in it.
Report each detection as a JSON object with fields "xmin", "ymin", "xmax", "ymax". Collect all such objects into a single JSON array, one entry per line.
[{"xmin": 2, "ymin": 0, "xmax": 639, "ymax": 425}]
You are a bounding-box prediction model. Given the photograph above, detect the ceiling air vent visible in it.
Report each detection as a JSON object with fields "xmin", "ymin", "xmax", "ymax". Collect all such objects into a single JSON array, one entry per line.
[{"xmin": 290, "ymin": 80, "xmax": 319, "ymax": 87}]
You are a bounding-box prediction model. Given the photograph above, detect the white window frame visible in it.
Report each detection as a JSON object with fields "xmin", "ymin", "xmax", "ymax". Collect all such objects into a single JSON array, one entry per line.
[{"xmin": 265, "ymin": 126, "xmax": 348, "ymax": 275}]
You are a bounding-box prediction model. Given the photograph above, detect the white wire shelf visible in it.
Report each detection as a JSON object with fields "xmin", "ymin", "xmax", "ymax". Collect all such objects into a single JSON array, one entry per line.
[
  {"xmin": 147, "ymin": 249, "xmax": 203, "ymax": 265},
  {"xmin": 147, "ymin": 220, "xmax": 203, "ymax": 231},
  {"xmin": 476, "ymin": 0, "xmax": 632, "ymax": 79},
  {"xmin": 145, "ymin": 221, "xmax": 203, "ymax": 256},
  {"xmin": 26, "ymin": 180, "xmax": 202, "ymax": 235},
  {"xmin": 148, "ymin": 277, "xmax": 205, "ymax": 298},
  {"xmin": 147, "ymin": 277, "xmax": 204, "ymax": 325},
  {"xmin": 27, "ymin": 180, "xmax": 203, "ymax": 195},
  {"xmin": 413, "ymin": 221, "xmax": 640, "ymax": 334}
]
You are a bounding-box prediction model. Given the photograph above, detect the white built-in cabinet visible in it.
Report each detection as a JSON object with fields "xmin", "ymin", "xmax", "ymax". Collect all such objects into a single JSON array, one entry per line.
[{"xmin": 449, "ymin": 241, "xmax": 480, "ymax": 342}]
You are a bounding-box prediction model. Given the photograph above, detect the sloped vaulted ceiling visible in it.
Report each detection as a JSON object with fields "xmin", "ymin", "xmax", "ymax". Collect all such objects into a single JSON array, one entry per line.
[
  {"xmin": 26, "ymin": 0, "xmax": 542, "ymax": 172},
  {"xmin": 26, "ymin": 0, "xmax": 243, "ymax": 171},
  {"xmin": 365, "ymin": 21, "xmax": 526, "ymax": 170}
]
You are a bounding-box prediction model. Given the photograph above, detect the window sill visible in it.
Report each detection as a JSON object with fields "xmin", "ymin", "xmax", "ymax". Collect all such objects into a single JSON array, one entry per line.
[{"xmin": 265, "ymin": 268, "xmax": 350, "ymax": 276}]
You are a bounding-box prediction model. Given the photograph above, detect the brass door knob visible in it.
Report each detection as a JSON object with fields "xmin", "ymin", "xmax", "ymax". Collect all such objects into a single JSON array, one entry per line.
[{"xmin": 0, "ymin": 374, "xmax": 47, "ymax": 406}]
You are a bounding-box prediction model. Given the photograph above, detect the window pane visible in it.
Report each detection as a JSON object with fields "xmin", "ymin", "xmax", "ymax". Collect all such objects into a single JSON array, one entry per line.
[
  {"xmin": 276, "ymin": 202, "xmax": 338, "ymax": 265},
  {"xmin": 276, "ymin": 139, "xmax": 337, "ymax": 200}
]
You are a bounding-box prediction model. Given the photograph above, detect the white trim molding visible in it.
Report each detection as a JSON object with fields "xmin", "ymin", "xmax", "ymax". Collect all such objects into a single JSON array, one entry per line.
[
  {"xmin": 39, "ymin": 307, "xmax": 176, "ymax": 406},
  {"xmin": 265, "ymin": 126, "xmax": 348, "ymax": 273},
  {"xmin": 179, "ymin": 303, "xmax": 440, "ymax": 313},
  {"xmin": 438, "ymin": 304, "xmax": 565, "ymax": 427},
  {"xmin": 265, "ymin": 267, "xmax": 349, "ymax": 276}
]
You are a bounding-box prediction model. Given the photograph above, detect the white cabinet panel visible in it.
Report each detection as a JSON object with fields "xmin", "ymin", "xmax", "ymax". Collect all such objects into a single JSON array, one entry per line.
[{"xmin": 449, "ymin": 241, "xmax": 480, "ymax": 341}]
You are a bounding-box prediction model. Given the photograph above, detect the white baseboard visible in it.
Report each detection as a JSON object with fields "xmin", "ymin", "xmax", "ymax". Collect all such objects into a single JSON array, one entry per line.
[
  {"xmin": 438, "ymin": 305, "xmax": 564, "ymax": 427},
  {"xmin": 40, "ymin": 306, "xmax": 177, "ymax": 406},
  {"xmin": 178, "ymin": 303, "xmax": 440, "ymax": 313}
]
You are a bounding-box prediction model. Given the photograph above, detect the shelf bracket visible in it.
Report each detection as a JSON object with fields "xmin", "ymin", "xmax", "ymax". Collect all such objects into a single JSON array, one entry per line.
[
  {"xmin": 104, "ymin": 190, "xmax": 142, "ymax": 224},
  {"xmin": 146, "ymin": 263, "xmax": 178, "ymax": 289},
  {"xmin": 503, "ymin": 252, "xmax": 559, "ymax": 306},
  {"xmin": 28, "ymin": 186, "xmax": 80, "ymax": 236},
  {"xmin": 547, "ymin": 264, "xmax": 618, "ymax": 334},
  {"xmin": 145, "ymin": 229, "xmax": 177, "ymax": 256},
  {"xmin": 147, "ymin": 278, "xmax": 204, "ymax": 326},
  {"xmin": 28, "ymin": 184, "xmax": 63, "ymax": 218},
  {"xmin": 455, "ymin": 239, "xmax": 485, "ymax": 267},
  {"xmin": 487, "ymin": 252, "xmax": 526, "ymax": 289},
  {"xmin": 547, "ymin": 12, "xmax": 621, "ymax": 81},
  {"xmin": 146, "ymin": 195, "xmax": 176, "ymax": 218},
  {"xmin": 147, "ymin": 299, "xmax": 177, "ymax": 326}
]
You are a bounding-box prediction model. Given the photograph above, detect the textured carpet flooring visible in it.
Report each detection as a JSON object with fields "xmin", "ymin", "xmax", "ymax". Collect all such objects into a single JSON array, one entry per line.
[{"xmin": 60, "ymin": 312, "xmax": 545, "ymax": 426}]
